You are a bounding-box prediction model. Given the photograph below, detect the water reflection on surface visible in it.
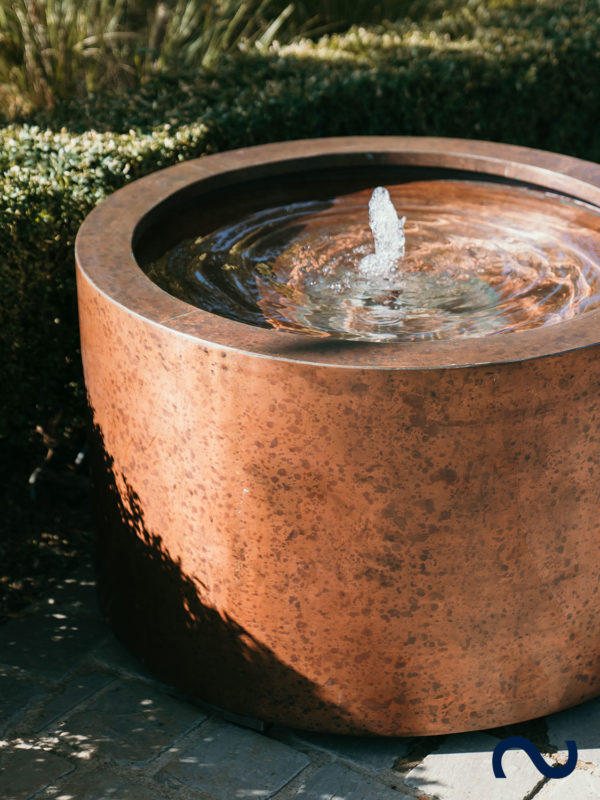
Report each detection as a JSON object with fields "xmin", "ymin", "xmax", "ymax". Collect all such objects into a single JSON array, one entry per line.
[{"xmin": 146, "ymin": 181, "xmax": 600, "ymax": 342}]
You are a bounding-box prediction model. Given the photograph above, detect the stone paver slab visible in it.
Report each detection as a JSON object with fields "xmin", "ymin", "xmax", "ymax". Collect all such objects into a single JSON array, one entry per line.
[
  {"xmin": 534, "ymin": 768, "xmax": 600, "ymax": 798},
  {"xmin": 0, "ymin": 670, "xmax": 46, "ymax": 736},
  {"xmin": 0, "ymin": 746, "xmax": 73, "ymax": 800},
  {"xmin": 405, "ymin": 732, "xmax": 544, "ymax": 800},
  {"xmin": 546, "ymin": 696, "xmax": 600, "ymax": 768},
  {"xmin": 42, "ymin": 771, "xmax": 166, "ymax": 800},
  {"xmin": 290, "ymin": 763, "xmax": 413, "ymax": 799},
  {"xmin": 51, "ymin": 678, "xmax": 206, "ymax": 764},
  {"xmin": 285, "ymin": 730, "xmax": 413, "ymax": 771},
  {"xmin": 158, "ymin": 716, "xmax": 309, "ymax": 798},
  {"xmin": 0, "ymin": 610, "xmax": 107, "ymax": 680},
  {"xmin": 35, "ymin": 671, "xmax": 115, "ymax": 732}
]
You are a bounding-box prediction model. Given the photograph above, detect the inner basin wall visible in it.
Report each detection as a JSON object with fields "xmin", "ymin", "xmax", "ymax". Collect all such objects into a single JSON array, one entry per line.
[{"xmin": 78, "ymin": 265, "xmax": 600, "ymax": 736}]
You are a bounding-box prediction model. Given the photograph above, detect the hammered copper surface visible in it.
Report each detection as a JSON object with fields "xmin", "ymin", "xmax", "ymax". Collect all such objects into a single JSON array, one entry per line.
[{"xmin": 76, "ymin": 138, "xmax": 600, "ymax": 735}]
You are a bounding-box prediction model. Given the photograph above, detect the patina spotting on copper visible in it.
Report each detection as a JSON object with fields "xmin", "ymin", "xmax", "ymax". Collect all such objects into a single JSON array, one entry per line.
[{"xmin": 76, "ymin": 137, "xmax": 600, "ymax": 735}]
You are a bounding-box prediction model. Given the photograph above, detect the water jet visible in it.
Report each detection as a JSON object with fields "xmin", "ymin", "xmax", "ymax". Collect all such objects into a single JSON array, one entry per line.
[{"xmin": 76, "ymin": 137, "xmax": 600, "ymax": 735}]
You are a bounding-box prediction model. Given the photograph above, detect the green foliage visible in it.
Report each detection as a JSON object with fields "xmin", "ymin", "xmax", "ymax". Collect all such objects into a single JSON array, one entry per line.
[
  {"xmin": 139, "ymin": 0, "xmax": 296, "ymax": 72},
  {"xmin": 0, "ymin": 0, "xmax": 136, "ymax": 112},
  {"xmin": 0, "ymin": 0, "xmax": 298, "ymax": 113},
  {"xmin": 0, "ymin": 0, "xmax": 522, "ymax": 116},
  {"xmin": 1, "ymin": 0, "xmax": 600, "ymax": 442},
  {"xmin": 272, "ymin": 0, "xmax": 462, "ymax": 33}
]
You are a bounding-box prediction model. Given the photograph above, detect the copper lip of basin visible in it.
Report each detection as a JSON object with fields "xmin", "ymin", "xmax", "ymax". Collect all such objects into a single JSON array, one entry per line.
[{"xmin": 76, "ymin": 137, "xmax": 600, "ymax": 736}]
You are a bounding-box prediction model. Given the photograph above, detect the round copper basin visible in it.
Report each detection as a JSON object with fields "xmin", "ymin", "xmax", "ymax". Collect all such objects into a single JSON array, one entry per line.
[{"xmin": 75, "ymin": 137, "xmax": 600, "ymax": 735}]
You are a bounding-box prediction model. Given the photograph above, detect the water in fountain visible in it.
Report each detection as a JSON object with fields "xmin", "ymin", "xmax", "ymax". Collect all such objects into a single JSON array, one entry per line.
[{"xmin": 146, "ymin": 180, "xmax": 600, "ymax": 342}]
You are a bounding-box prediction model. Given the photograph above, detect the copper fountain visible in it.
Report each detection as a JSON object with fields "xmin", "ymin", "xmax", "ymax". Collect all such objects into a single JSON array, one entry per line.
[{"xmin": 76, "ymin": 137, "xmax": 600, "ymax": 735}]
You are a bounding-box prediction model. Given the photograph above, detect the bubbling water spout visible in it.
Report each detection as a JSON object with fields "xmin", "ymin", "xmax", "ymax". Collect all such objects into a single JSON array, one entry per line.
[{"xmin": 359, "ymin": 186, "xmax": 406, "ymax": 279}]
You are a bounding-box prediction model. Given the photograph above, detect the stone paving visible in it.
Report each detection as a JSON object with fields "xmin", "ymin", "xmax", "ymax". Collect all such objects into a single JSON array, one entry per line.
[{"xmin": 1, "ymin": 565, "xmax": 600, "ymax": 800}]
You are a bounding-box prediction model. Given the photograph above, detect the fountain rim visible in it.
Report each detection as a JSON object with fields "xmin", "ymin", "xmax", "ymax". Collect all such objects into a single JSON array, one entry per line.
[{"xmin": 75, "ymin": 136, "xmax": 600, "ymax": 370}]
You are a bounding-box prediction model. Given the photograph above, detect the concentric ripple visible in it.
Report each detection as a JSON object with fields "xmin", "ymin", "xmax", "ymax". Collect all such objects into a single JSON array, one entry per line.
[{"xmin": 146, "ymin": 180, "xmax": 600, "ymax": 342}]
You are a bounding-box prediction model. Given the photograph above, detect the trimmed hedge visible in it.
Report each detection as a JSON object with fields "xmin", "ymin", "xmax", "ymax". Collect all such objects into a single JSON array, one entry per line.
[{"xmin": 2, "ymin": 0, "xmax": 600, "ymax": 442}]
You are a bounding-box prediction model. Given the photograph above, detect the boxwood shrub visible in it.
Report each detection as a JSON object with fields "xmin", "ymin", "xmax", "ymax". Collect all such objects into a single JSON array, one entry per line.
[{"xmin": 2, "ymin": 0, "xmax": 600, "ymax": 443}]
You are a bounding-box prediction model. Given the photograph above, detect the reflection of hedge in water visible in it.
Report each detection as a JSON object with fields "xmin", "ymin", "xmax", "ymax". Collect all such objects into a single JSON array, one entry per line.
[{"xmin": 2, "ymin": 0, "xmax": 600, "ymax": 441}]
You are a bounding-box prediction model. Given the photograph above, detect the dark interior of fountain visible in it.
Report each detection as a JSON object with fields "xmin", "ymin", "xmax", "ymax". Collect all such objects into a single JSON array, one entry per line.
[{"xmin": 135, "ymin": 165, "xmax": 590, "ymax": 263}]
